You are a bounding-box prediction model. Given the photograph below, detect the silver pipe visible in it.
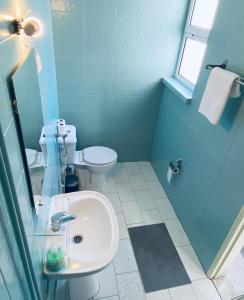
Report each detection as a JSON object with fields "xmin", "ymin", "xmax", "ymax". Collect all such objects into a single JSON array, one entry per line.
[{"xmin": 206, "ymin": 65, "xmax": 244, "ymax": 86}]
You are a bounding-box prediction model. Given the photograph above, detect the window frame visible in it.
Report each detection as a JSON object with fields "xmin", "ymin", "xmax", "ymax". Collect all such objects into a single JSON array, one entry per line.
[{"xmin": 175, "ymin": 0, "xmax": 217, "ymax": 89}]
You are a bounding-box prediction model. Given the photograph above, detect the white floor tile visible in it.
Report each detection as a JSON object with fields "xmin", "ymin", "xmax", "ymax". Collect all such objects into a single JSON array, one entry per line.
[
  {"xmin": 127, "ymin": 223, "xmax": 145, "ymax": 228},
  {"xmin": 112, "ymin": 167, "xmax": 130, "ymax": 184},
  {"xmin": 147, "ymin": 181, "xmax": 167, "ymax": 198},
  {"xmin": 116, "ymin": 214, "xmax": 129, "ymax": 239},
  {"xmin": 169, "ymin": 284, "xmax": 197, "ymax": 300},
  {"xmin": 226, "ymin": 252, "xmax": 244, "ymax": 293},
  {"xmin": 97, "ymin": 296, "xmax": 119, "ymax": 300},
  {"xmin": 116, "ymin": 183, "xmax": 136, "ymax": 202},
  {"xmin": 213, "ymin": 277, "xmax": 238, "ymax": 300},
  {"xmin": 101, "ymin": 176, "xmax": 117, "ymax": 194},
  {"xmin": 142, "ymin": 210, "xmax": 163, "ymax": 225},
  {"xmin": 125, "ymin": 162, "xmax": 141, "ymax": 175},
  {"xmin": 104, "ymin": 193, "xmax": 122, "ymax": 214},
  {"xmin": 192, "ymin": 279, "xmax": 221, "ymax": 300},
  {"xmin": 146, "ymin": 289, "xmax": 171, "ymax": 300},
  {"xmin": 116, "ymin": 272, "xmax": 145, "ymax": 300},
  {"xmin": 94, "ymin": 264, "xmax": 118, "ymax": 299},
  {"xmin": 122, "ymin": 201, "xmax": 143, "ymax": 225},
  {"xmin": 129, "ymin": 173, "xmax": 147, "ymax": 191},
  {"xmin": 86, "ymin": 182, "xmax": 101, "ymax": 193},
  {"xmin": 138, "ymin": 161, "xmax": 151, "ymax": 167},
  {"xmin": 115, "ymin": 163, "xmax": 126, "ymax": 168},
  {"xmin": 113, "ymin": 239, "xmax": 138, "ymax": 274},
  {"xmin": 135, "ymin": 190, "xmax": 156, "ymax": 210},
  {"xmin": 93, "ymin": 173, "xmax": 109, "ymax": 185},
  {"xmin": 154, "ymin": 197, "xmax": 177, "ymax": 220},
  {"xmin": 176, "ymin": 246, "xmax": 206, "ymax": 281},
  {"xmin": 165, "ymin": 219, "xmax": 191, "ymax": 247},
  {"xmin": 140, "ymin": 165, "xmax": 158, "ymax": 181}
]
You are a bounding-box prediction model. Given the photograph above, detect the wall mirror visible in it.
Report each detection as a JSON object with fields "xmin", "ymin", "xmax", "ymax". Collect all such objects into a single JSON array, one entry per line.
[{"xmin": 10, "ymin": 48, "xmax": 44, "ymax": 209}]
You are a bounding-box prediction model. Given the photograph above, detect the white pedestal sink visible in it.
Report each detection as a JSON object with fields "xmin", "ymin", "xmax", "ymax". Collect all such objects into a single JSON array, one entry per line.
[{"xmin": 44, "ymin": 191, "xmax": 119, "ymax": 300}]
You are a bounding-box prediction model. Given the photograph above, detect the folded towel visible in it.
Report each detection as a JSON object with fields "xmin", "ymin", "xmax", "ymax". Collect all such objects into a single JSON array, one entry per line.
[{"xmin": 199, "ymin": 67, "xmax": 240, "ymax": 125}]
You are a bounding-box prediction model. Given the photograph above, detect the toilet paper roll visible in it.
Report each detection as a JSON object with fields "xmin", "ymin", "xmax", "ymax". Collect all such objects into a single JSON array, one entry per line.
[
  {"xmin": 167, "ymin": 167, "xmax": 173, "ymax": 184},
  {"xmin": 167, "ymin": 164, "xmax": 180, "ymax": 184},
  {"xmin": 58, "ymin": 123, "xmax": 66, "ymax": 137}
]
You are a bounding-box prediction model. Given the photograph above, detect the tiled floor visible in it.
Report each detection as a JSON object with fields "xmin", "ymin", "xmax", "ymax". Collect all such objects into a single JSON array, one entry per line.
[
  {"xmin": 214, "ymin": 274, "xmax": 244, "ymax": 300},
  {"xmin": 58, "ymin": 161, "xmax": 223, "ymax": 300},
  {"xmin": 222, "ymin": 249, "xmax": 244, "ymax": 299}
]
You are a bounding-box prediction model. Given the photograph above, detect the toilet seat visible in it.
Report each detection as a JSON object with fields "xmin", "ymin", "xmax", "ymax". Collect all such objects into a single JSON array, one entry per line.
[{"xmin": 82, "ymin": 146, "xmax": 117, "ymax": 165}]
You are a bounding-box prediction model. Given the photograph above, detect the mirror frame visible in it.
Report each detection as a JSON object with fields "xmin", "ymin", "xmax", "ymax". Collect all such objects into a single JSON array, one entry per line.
[{"xmin": 7, "ymin": 50, "xmax": 38, "ymax": 212}]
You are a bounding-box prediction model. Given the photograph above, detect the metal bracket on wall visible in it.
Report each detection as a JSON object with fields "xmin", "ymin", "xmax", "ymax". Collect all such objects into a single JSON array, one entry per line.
[
  {"xmin": 206, "ymin": 59, "xmax": 228, "ymax": 70},
  {"xmin": 206, "ymin": 59, "xmax": 244, "ymax": 86}
]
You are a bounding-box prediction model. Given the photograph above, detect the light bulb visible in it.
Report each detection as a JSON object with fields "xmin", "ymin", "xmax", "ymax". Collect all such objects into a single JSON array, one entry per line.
[{"xmin": 22, "ymin": 17, "xmax": 43, "ymax": 38}]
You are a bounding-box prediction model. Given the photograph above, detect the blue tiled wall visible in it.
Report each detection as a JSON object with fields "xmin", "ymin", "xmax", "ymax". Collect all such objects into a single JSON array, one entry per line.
[
  {"xmin": 0, "ymin": 0, "xmax": 58, "ymax": 298},
  {"xmin": 13, "ymin": 49, "xmax": 43, "ymax": 150},
  {"xmin": 151, "ymin": 0, "xmax": 244, "ymax": 271},
  {"xmin": 51, "ymin": 0, "xmax": 190, "ymax": 161}
]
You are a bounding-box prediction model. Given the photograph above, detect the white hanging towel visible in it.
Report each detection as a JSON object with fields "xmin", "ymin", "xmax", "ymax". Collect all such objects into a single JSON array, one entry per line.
[{"xmin": 199, "ymin": 67, "xmax": 240, "ymax": 125}]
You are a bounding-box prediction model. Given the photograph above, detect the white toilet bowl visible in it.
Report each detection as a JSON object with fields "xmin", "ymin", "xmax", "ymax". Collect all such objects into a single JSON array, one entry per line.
[
  {"xmin": 74, "ymin": 146, "xmax": 117, "ymax": 191},
  {"xmin": 74, "ymin": 146, "xmax": 117, "ymax": 179}
]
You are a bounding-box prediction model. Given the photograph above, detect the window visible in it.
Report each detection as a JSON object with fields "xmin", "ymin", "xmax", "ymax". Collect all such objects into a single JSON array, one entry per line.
[{"xmin": 176, "ymin": 0, "xmax": 219, "ymax": 88}]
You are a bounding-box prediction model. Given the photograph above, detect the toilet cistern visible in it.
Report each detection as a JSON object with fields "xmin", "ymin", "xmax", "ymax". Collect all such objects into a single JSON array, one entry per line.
[{"xmin": 39, "ymin": 124, "xmax": 77, "ymax": 165}]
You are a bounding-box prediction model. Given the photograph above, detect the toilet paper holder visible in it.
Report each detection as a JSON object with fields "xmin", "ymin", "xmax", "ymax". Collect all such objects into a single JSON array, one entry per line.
[
  {"xmin": 167, "ymin": 158, "xmax": 182, "ymax": 184},
  {"xmin": 169, "ymin": 157, "xmax": 182, "ymax": 175}
]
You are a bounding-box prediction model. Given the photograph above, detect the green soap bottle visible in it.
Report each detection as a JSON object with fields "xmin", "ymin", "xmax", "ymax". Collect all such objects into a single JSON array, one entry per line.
[{"xmin": 46, "ymin": 247, "xmax": 65, "ymax": 272}]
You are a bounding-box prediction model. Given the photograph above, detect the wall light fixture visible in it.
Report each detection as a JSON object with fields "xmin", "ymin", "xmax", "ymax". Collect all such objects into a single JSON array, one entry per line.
[{"xmin": 12, "ymin": 17, "xmax": 43, "ymax": 38}]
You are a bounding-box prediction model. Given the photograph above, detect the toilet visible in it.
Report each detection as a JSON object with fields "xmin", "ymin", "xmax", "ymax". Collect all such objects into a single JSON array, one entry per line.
[
  {"xmin": 40, "ymin": 124, "xmax": 117, "ymax": 186},
  {"xmin": 74, "ymin": 146, "xmax": 117, "ymax": 189},
  {"xmin": 74, "ymin": 146, "xmax": 117, "ymax": 174}
]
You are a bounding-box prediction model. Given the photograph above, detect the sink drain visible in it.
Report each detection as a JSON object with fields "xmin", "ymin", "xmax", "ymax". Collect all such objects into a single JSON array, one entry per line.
[{"xmin": 72, "ymin": 234, "xmax": 83, "ymax": 244}]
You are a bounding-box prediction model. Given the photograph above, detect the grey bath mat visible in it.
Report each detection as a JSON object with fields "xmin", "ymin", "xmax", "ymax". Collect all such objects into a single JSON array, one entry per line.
[{"xmin": 128, "ymin": 223, "xmax": 191, "ymax": 293}]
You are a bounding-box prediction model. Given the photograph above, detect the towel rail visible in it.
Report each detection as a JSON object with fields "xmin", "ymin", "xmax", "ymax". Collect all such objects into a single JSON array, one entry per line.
[{"xmin": 206, "ymin": 62, "xmax": 244, "ymax": 86}]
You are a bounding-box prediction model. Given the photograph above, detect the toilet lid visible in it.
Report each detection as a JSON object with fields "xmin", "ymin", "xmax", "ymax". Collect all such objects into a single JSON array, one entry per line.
[{"xmin": 83, "ymin": 146, "xmax": 117, "ymax": 165}]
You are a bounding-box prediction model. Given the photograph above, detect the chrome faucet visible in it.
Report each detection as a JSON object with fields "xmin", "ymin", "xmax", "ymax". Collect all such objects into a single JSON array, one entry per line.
[{"xmin": 51, "ymin": 211, "xmax": 76, "ymax": 232}]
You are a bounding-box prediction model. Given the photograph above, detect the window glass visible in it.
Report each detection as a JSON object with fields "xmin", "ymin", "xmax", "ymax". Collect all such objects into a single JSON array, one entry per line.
[
  {"xmin": 191, "ymin": 0, "xmax": 219, "ymax": 30},
  {"xmin": 178, "ymin": 38, "xmax": 207, "ymax": 85}
]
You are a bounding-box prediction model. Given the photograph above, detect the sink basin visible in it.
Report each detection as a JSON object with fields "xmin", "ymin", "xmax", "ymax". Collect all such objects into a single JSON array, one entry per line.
[{"xmin": 44, "ymin": 191, "xmax": 119, "ymax": 279}]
